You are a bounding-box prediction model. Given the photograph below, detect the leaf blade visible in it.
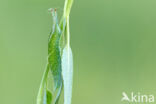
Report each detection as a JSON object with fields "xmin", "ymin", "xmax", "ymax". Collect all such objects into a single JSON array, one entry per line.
[
  {"xmin": 37, "ymin": 64, "xmax": 50, "ymax": 104},
  {"xmin": 46, "ymin": 90, "xmax": 53, "ymax": 104}
]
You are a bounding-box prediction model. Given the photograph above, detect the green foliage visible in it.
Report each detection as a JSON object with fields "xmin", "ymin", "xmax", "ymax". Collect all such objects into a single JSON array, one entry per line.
[
  {"xmin": 46, "ymin": 90, "xmax": 53, "ymax": 104},
  {"xmin": 37, "ymin": 64, "xmax": 50, "ymax": 104},
  {"xmin": 37, "ymin": 0, "xmax": 74, "ymax": 104}
]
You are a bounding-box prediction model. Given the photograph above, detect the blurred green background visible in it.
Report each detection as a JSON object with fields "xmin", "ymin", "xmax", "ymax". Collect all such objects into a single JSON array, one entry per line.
[{"xmin": 0, "ymin": 0, "xmax": 156, "ymax": 104}]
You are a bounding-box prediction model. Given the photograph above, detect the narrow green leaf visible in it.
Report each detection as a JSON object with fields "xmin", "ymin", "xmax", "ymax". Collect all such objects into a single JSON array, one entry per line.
[
  {"xmin": 43, "ymin": 89, "xmax": 52, "ymax": 104},
  {"xmin": 46, "ymin": 90, "xmax": 53, "ymax": 104},
  {"xmin": 37, "ymin": 64, "xmax": 50, "ymax": 104}
]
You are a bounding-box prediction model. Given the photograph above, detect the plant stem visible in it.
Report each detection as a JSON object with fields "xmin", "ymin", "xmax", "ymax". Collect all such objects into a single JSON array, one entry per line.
[
  {"xmin": 37, "ymin": 64, "xmax": 50, "ymax": 104},
  {"xmin": 63, "ymin": 0, "xmax": 74, "ymax": 18},
  {"xmin": 63, "ymin": 0, "xmax": 73, "ymax": 47},
  {"xmin": 66, "ymin": 16, "xmax": 70, "ymax": 48}
]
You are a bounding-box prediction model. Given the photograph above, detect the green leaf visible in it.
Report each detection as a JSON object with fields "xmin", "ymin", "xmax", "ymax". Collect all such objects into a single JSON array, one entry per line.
[
  {"xmin": 37, "ymin": 64, "xmax": 50, "ymax": 104},
  {"xmin": 46, "ymin": 90, "xmax": 53, "ymax": 104},
  {"xmin": 43, "ymin": 89, "xmax": 52, "ymax": 104}
]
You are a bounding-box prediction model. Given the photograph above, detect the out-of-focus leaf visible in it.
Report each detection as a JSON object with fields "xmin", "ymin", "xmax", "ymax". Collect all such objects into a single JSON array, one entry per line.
[
  {"xmin": 46, "ymin": 90, "xmax": 52, "ymax": 104},
  {"xmin": 43, "ymin": 89, "xmax": 52, "ymax": 104}
]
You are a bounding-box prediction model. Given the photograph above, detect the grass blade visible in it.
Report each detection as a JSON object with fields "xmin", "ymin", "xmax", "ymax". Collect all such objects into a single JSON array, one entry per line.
[
  {"xmin": 46, "ymin": 90, "xmax": 53, "ymax": 104},
  {"xmin": 37, "ymin": 64, "xmax": 50, "ymax": 104}
]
